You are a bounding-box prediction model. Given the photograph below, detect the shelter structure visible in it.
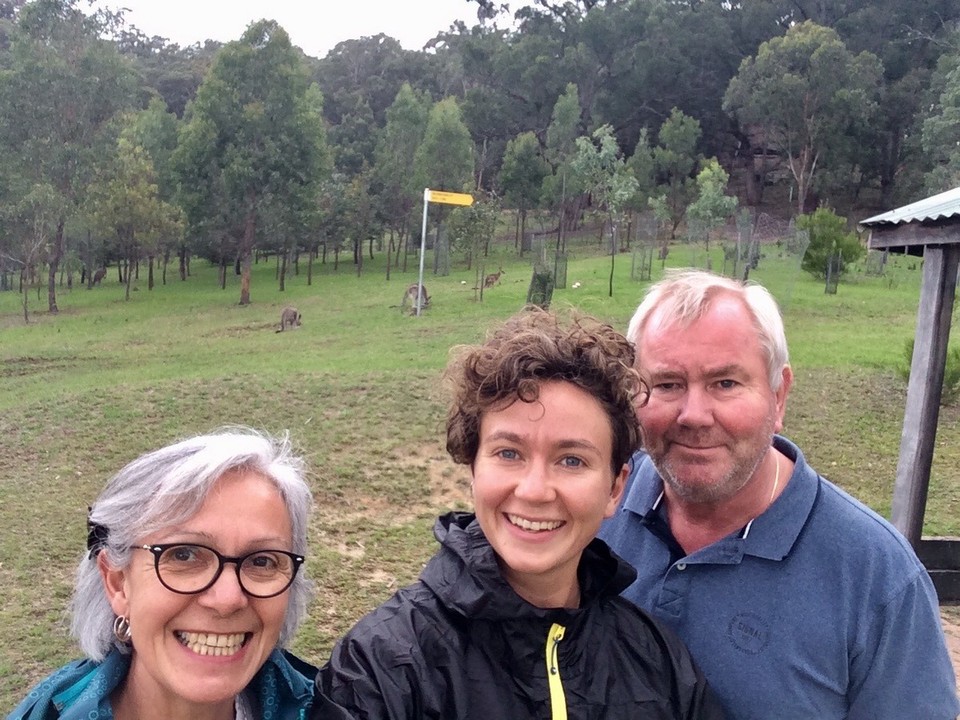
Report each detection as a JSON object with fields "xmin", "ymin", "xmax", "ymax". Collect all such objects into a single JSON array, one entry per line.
[{"xmin": 860, "ymin": 186, "xmax": 960, "ymax": 601}]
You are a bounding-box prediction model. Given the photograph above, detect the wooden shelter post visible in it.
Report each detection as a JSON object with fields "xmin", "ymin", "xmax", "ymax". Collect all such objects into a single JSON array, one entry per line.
[
  {"xmin": 861, "ymin": 187, "xmax": 960, "ymax": 598},
  {"xmin": 891, "ymin": 246, "xmax": 959, "ymax": 545}
]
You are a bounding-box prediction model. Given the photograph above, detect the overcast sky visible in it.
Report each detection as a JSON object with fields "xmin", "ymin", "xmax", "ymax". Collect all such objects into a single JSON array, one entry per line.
[{"xmin": 91, "ymin": 0, "xmax": 493, "ymax": 58}]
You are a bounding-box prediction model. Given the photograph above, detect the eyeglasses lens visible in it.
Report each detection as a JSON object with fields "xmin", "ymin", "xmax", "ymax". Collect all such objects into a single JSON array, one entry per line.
[{"xmin": 157, "ymin": 545, "xmax": 295, "ymax": 596}]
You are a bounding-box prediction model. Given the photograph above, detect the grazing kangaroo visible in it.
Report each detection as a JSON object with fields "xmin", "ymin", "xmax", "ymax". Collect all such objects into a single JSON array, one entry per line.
[
  {"xmin": 483, "ymin": 267, "xmax": 504, "ymax": 289},
  {"xmin": 276, "ymin": 306, "xmax": 301, "ymax": 332},
  {"xmin": 400, "ymin": 283, "xmax": 430, "ymax": 314}
]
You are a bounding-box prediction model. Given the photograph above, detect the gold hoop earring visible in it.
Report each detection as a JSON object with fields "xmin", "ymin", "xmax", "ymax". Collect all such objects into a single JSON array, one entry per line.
[{"xmin": 113, "ymin": 615, "xmax": 132, "ymax": 644}]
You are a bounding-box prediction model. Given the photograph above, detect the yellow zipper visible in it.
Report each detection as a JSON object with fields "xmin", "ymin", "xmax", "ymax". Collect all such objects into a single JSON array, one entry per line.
[{"xmin": 546, "ymin": 622, "xmax": 567, "ymax": 720}]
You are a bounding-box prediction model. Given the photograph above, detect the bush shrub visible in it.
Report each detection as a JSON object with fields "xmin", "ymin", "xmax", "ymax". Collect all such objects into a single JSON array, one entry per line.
[
  {"xmin": 796, "ymin": 207, "xmax": 865, "ymax": 281},
  {"xmin": 897, "ymin": 338, "xmax": 960, "ymax": 406}
]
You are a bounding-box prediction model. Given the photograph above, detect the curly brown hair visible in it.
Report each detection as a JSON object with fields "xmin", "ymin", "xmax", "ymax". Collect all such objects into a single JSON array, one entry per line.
[{"xmin": 444, "ymin": 306, "xmax": 647, "ymax": 476}]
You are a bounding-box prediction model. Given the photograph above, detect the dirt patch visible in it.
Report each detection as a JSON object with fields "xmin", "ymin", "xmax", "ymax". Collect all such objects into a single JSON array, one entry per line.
[
  {"xmin": 424, "ymin": 445, "xmax": 472, "ymax": 511},
  {"xmin": 0, "ymin": 355, "xmax": 84, "ymax": 378},
  {"xmin": 319, "ymin": 442, "xmax": 472, "ymax": 553}
]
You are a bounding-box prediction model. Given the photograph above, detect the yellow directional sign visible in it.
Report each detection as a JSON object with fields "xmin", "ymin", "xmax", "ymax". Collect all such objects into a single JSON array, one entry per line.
[{"xmin": 426, "ymin": 189, "xmax": 474, "ymax": 206}]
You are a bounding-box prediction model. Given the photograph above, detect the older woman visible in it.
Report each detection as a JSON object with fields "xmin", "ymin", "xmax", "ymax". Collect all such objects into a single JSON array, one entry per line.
[
  {"xmin": 9, "ymin": 428, "xmax": 350, "ymax": 720},
  {"xmin": 316, "ymin": 307, "xmax": 725, "ymax": 719}
]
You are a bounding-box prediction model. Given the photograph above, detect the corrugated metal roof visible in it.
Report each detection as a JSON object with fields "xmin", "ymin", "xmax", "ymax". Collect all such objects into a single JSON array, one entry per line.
[{"xmin": 860, "ymin": 186, "xmax": 960, "ymax": 226}]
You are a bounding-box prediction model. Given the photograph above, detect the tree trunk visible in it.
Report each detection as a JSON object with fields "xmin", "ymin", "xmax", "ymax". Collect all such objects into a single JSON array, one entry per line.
[
  {"xmin": 125, "ymin": 248, "xmax": 133, "ymax": 301},
  {"xmin": 239, "ymin": 200, "xmax": 256, "ymax": 306},
  {"xmin": 21, "ymin": 269, "xmax": 29, "ymax": 324},
  {"xmin": 609, "ymin": 220, "xmax": 616, "ymax": 298},
  {"xmin": 148, "ymin": 255, "xmax": 155, "ymax": 290},
  {"xmin": 520, "ymin": 204, "xmax": 527, "ymax": 256},
  {"xmin": 385, "ymin": 232, "xmax": 393, "ymax": 281},
  {"xmin": 47, "ymin": 219, "xmax": 65, "ymax": 313}
]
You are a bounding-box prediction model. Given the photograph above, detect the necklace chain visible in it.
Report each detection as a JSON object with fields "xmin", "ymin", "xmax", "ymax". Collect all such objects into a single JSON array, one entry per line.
[{"xmin": 768, "ymin": 452, "xmax": 781, "ymax": 505}]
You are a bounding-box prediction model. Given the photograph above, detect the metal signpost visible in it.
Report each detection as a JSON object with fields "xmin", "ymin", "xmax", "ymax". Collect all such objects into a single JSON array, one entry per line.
[{"xmin": 416, "ymin": 188, "xmax": 474, "ymax": 316}]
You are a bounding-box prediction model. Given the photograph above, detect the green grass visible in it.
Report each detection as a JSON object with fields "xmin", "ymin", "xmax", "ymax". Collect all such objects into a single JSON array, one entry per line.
[{"xmin": 1, "ymin": 235, "xmax": 958, "ymax": 709}]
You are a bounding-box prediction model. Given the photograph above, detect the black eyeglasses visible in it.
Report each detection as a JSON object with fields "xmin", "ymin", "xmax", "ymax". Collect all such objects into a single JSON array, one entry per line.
[{"xmin": 131, "ymin": 543, "xmax": 304, "ymax": 599}]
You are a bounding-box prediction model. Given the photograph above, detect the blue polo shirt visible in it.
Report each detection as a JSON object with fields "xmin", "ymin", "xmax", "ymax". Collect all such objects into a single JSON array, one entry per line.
[{"xmin": 599, "ymin": 435, "xmax": 960, "ymax": 720}]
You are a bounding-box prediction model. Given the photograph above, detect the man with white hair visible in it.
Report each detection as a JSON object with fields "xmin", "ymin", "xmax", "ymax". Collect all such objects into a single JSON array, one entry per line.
[{"xmin": 600, "ymin": 268, "xmax": 959, "ymax": 719}]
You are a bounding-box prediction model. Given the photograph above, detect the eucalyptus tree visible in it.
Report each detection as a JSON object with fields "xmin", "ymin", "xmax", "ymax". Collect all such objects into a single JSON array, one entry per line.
[
  {"xmin": 452, "ymin": 27, "xmax": 529, "ymax": 189},
  {"xmin": 0, "ymin": 180, "xmax": 64, "ymax": 322},
  {"xmin": 650, "ymin": 108, "xmax": 702, "ymax": 238},
  {"xmin": 114, "ymin": 30, "xmax": 219, "ymax": 119},
  {"xmin": 128, "ymin": 97, "xmax": 183, "ymax": 282},
  {"xmin": 373, "ymin": 82, "xmax": 430, "ymax": 276},
  {"xmin": 923, "ymin": 49, "xmax": 960, "ymax": 193},
  {"xmin": 173, "ymin": 20, "xmax": 330, "ymax": 305},
  {"xmin": 314, "ymin": 173, "xmax": 352, "ymax": 273},
  {"xmin": 85, "ymin": 135, "xmax": 182, "ymax": 300},
  {"xmin": 723, "ymin": 21, "xmax": 881, "ymax": 215},
  {"xmin": 315, "ymin": 34, "xmax": 420, "ymax": 129},
  {"xmin": 414, "ymin": 96, "xmax": 475, "ymax": 243},
  {"xmin": 623, "ymin": 127, "xmax": 655, "ymax": 247},
  {"xmin": 446, "ymin": 191, "xmax": 501, "ymax": 270},
  {"xmin": 454, "ymin": 13, "xmax": 572, "ymax": 183},
  {"xmin": 329, "ymin": 94, "xmax": 378, "ymax": 177},
  {"xmin": 542, "ymin": 83, "xmax": 582, "ymax": 254},
  {"xmin": 777, "ymin": 0, "xmax": 960, "ymax": 206},
  {"xmin": 499, "ymin": 131, "xmax": 548, "ymax": 250},
  {"xmin": 685, "ymin": 159, "xmax": 738, "ymax": 264},
  {"xmin": 0, "ymin": 0, "xmax": 138, "ymax": 313},
  {"xmin": 570, "ymin": 124, "xmax": 639, "ymax": 297}
]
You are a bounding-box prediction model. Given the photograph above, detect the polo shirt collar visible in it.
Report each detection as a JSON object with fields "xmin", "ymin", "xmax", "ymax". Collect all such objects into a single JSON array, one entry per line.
[
  {"xmin": 741, "ymin": 435, "xmax": 818, "ymax": 560},
  {"xmin": 623, "ymin": 435, "xmax": 819, "ymax": 562}
]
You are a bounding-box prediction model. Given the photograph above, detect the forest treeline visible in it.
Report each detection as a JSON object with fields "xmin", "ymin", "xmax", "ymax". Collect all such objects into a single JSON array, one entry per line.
[{"xmin": 2, "ymin": 0, "xmax": 960, "ymax": 314}]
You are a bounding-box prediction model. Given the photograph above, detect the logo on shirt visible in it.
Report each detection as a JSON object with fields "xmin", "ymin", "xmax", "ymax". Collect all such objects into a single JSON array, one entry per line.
[{"xmin": 727, "ymin": 612, "xmax": 770, "ymax": 655}]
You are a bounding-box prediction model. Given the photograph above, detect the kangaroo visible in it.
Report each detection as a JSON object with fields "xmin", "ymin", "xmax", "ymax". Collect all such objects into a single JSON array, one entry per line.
[
  {"xmin": 400, "ymin": 283, "xmax": 430, "ymax": 314},
  {"xmin": 483, "ymin": 267, "xmax": 504, "ymax": 289},
  {"xmin": 276, "ymin": 306, "xmax": 302, "ymax": 332},
  {"xmin": 92, "ymin": 267, "xmax": 107, "ymax": 286}
]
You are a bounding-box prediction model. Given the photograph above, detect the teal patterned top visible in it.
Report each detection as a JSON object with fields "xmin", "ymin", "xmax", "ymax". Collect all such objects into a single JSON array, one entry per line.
[{"xmin": 7, "ymin": 647, "xmax": 318, "ymax": 719}]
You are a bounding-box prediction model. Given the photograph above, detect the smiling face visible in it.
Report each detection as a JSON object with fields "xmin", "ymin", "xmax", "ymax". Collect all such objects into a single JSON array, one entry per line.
[
  {"xmin": 471, "ymin": 380, "xmax": 627, "ymax": 608},
  {"xmin": 637, "ymin": 294, "xmax": 791, "ymax": 504},
  {"xmin": 100, "ymin": 469, "xmax": 293, "ymax": 714}
]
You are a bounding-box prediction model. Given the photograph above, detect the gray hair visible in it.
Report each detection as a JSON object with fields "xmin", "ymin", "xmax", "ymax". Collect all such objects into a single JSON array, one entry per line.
[
  {"xmin": 626, "ymin": 268, "xmax": 789, "ymax": 391},
  {"xmin": 71, "ymin": 427, "xmax": 314, "ymax": 661}
]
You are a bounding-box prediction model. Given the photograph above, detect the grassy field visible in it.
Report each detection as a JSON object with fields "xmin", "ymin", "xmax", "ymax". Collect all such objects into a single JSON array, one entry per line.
[{"xmin": 1, "ymin": 234, "xmax": 958, "ymax": 709}]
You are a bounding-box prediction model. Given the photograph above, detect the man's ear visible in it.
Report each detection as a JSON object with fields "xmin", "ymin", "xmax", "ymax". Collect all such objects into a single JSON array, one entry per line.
[
  {"xmin": 604, "ymin": 464, "xmax": 629, "ymax": 518},
  {"xmin": 98, "ymin": 552, "xmax": 129, "ymax": 617},
  {"xmin": 774, "ymin": 365, "xmax": 794, "ymax": 433}
]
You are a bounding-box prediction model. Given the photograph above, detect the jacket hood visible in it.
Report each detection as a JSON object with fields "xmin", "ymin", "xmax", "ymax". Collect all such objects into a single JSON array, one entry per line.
[{"xmin": 422, "ymin": 511, "xmax": 637, "ymax": 621}]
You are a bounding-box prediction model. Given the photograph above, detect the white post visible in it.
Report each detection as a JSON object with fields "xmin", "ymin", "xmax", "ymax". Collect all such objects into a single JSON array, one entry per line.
[{"xmin": 416, "ymin": 188, "xmax": 430, "ymax": 316}]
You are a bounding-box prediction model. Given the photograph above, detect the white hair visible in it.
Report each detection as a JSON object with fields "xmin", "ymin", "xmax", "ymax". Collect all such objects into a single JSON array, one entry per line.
[
  {"xmin": 71, "ymin": 426, "xmax": 314, "ymax": 661},
  {"xmin": 626, "ymin": 268, "xmax": 789, "ymax": 390}
]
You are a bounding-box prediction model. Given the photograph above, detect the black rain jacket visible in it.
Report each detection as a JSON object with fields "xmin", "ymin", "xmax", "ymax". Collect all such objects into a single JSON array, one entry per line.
[{"xmin": 316, "ymin": 512, "xmax": 725, "ymax": 720}]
